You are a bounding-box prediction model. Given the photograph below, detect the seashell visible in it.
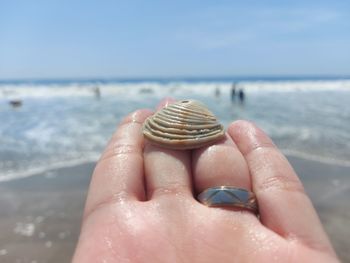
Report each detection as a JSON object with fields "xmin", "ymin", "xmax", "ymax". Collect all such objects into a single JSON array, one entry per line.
[{"xmin": 142, "ymin": 100, "xmax": 225, "ymax": 150}]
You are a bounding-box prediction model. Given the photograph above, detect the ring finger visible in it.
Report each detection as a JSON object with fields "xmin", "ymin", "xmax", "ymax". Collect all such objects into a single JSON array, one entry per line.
[{"xmin": 192, "ymin": 134, "xmax": 253, "ymax": 211}]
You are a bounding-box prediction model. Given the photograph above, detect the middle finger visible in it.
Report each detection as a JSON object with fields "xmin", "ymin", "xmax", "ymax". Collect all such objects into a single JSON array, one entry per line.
[{"xmin": 192, "ymin": 135, "xmax": 251, "ymax": 196}]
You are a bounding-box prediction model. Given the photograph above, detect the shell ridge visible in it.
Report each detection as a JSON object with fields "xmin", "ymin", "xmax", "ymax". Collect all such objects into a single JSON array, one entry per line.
[
  {"xmin": 145, "ymin": 128, "xmax": 224, "ymax": 140},
  {"xmin": 142, "ymin": 100, "xmax": 225, "ymax": 150},
  {"xmin": 157, "ymin": 112, "xmax": 216, "ymax": 125},
  {"xmin": 171, "ymin": 103, "xmax": 208, "ymax": 114},
  {"xmin": 148, "ymin": 118, "xmax": 222, "ymax": 135},
  {"xmin": 167, "ymin": 102, "xmax": 213, "ymax": 115},
  {"xmin": 153, "ymin": 116, "xmax": 222, "ymax": 130},
  {"xmin": 163, "ymin": 107, "xmax": 213, "ymax": 121},
  {"xmin": 161, "ymin": 108, "xmax": 216, "ymax": 122}
]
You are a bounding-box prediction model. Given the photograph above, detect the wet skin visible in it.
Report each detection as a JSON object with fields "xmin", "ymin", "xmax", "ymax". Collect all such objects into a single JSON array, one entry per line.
[{"xmin": 73, "ymin": 99, "xmax": 339, "ymax": 263}]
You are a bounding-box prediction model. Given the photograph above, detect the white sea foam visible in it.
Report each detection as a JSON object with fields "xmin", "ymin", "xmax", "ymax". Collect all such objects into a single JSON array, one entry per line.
[
  {"xmin": 282, "ymin": 149, "xmax": 350, "ymax": 167},
  {"xmin": 1, "ymin": 79, "xmax": 350, "ymax": 182},
  {"xmin": 0, "ymin": 154, "xmax": 99, "ymax": 182},
  {"xmin": 14, "ymin": 222, "xmax": 35, "ymax": 237},
  {"xmin": 1, "ymin": 80, "xmax": 350, "ymax": 100},
  {"xmin": 236, "ymin": 80, "xmax": 350, "ymax": 93},
  {"xmin": 1, "ymin": 147, "xmax": 349, "ymax": 184}
]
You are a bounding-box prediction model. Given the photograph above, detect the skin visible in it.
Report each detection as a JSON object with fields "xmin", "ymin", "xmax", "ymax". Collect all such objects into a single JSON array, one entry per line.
[{"xmin": 73, "ymin": 99, "xmax": 339, "ymax": 263}]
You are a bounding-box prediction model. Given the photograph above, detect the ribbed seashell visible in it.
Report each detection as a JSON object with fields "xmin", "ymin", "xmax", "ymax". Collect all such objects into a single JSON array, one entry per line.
[{"xmin": 142, "ymin": 100, "xmax": 225, "ymax": 150}]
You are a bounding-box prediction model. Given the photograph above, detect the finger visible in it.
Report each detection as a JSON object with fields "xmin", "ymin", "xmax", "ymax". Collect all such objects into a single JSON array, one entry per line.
[
  {"xmin": 192, "ymin": 135, "xmax": 251, "ymax": 193},
  {"xmin": 143, "ymin": 99, "xmax": 193, "ymax": 199},
  {"xmin": 192, "ymin": 134, "xmax": 258, "ymax": 216},
  {"xmin": 83, "ymin": 109, "xmax": 153, "ymax": 218},
  {"xmin": 157, "ymin": 97, "xmax": 176, "ymax": 109},
  {"xmin": 144, "ymin": 145, "xmax": 192, "ymax": 199},
  {"xmin": 228, "ymin": 120, "xmax": 335, "ymax": 253}
]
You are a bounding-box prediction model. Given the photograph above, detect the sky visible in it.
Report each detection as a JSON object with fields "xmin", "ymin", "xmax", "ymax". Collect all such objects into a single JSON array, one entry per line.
[{"xmin": 0, "ymin": 0, "xmax": 349, "ymax": 79}]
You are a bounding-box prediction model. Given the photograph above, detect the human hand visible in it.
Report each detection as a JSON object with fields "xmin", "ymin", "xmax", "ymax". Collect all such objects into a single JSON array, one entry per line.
[{"xmin": 73, "ymin": 99, "xmax": 338, "ymax": 263}]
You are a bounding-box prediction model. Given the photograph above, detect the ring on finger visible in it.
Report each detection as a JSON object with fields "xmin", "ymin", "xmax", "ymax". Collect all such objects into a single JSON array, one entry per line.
[{"xmin": 197, "ymin": 186, "xmax": 258, "ymax": 214}]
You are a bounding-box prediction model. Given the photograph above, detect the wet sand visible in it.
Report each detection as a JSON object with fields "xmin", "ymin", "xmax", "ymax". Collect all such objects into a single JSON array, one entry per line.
[
  {"xmin": 0, "ymin": 163, "xmax": 94, "ymax": 263},
  {"xmin": 0, "ymin": 157, "xmax": 349, "ymax": 263}
]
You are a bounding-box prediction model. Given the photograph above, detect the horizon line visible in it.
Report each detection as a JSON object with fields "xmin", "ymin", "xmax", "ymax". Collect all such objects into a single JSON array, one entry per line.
[{"xmin": 1, "ymin": 74, "xmax": 350, "ymax": 83}]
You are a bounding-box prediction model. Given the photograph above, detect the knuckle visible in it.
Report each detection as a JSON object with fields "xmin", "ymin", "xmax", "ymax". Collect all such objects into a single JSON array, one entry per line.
[
  {"xmin": 119, "ymin": 109, "xmax": 153, "ymax": 126},
  {"xmin": 100, "ymin": 143, "xmax": 142, "ymax": 163},
  {"xmin": 152, "ymin": 184, "xmax": 191, "ymax": 197},
  {"xmin": 83, "ymin": 191, "xmax": 131, "ymax": 221},
  {"xmin": 258, "ymin": 172, "xmax": 305, "ymax": 194}
]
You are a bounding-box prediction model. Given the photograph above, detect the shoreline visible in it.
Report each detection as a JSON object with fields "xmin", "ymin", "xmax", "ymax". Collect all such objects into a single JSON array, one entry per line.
[
  {"xmin": 2, "ymin": 150, "xmax": 350, "ymax": 184},
  {"xmin": 0, "ymin": 156, "xmax": 349, "ymax": 262}
]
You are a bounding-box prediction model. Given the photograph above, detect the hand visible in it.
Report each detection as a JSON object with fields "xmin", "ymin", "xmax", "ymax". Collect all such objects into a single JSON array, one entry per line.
[{"xmin": 73, "ymin": 99, "xmax": 338, "ymax": 263}]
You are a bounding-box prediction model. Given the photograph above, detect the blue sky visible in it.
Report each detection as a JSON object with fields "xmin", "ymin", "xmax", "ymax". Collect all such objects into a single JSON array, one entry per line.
[{"xmin": 0, "ymin": 0, "xmax": 349, "ymax": 79}]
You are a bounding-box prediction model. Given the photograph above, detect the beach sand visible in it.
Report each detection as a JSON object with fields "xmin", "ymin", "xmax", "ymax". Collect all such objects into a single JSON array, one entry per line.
[{"xmin": 0, "ymin": 157, "xmax": 349, "ymax": 263}]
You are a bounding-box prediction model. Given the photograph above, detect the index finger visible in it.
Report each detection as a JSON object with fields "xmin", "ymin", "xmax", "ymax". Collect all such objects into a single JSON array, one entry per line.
[
  {"xmin": 228, "ymin": 120, "xmax": 336, "ymax": 255},
  {"xmin": 83, "ymin": 109, "xmax": 153, "ymax": 218}
]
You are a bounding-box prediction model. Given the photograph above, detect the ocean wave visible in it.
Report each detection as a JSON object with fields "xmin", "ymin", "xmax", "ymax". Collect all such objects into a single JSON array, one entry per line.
[
  {"xmin": 1, "ymin": 79, "xmax": 350, "ymax": 182},
  {"xmin": 0, "ymin": 154, "xmax": 99, "ymax": 183},
  {"xmin": 1, "ymin": 80, "xmax": 350, "ymax": 100},
  {"xmin": 282, "ymin": 149, "xmax": 350, "ymax": 167},
  {"xmin": 0, "ymin": 149, "xmax": 349, "ymax": 183}
]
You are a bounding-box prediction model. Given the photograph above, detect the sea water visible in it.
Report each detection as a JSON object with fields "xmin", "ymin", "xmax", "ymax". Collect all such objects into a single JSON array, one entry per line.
[{"xmin": 1, "ymin": 78, "xmax": 350, "ymax": 181}]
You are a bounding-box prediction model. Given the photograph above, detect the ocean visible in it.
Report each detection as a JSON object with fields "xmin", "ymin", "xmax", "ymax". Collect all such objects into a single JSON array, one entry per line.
[{"xmin": 1, "ymin": 78, "xmax": 350, "ymax": 182}]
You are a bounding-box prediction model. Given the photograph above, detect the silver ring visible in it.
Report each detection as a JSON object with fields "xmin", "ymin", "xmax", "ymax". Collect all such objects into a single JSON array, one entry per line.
[{"xmin": 197, "ymin": 186, "xmax": 258, "ymax": 214}]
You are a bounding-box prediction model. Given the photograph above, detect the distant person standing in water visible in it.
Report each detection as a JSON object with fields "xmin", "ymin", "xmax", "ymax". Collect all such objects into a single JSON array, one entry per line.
[
  {"xmin": 93, "ymin": 86, "xmax": 101, "ymax": 99},
  {"xmin": 215, "ymin": 87, "xmax": 220, "ymax": 97},
  {"xmin": 231, "ymin": 83, "xmax": 236, "ymax": 101},
  {"xmin": 238, "ymin": 89, "xmax": 245, "ymax": 103}
]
